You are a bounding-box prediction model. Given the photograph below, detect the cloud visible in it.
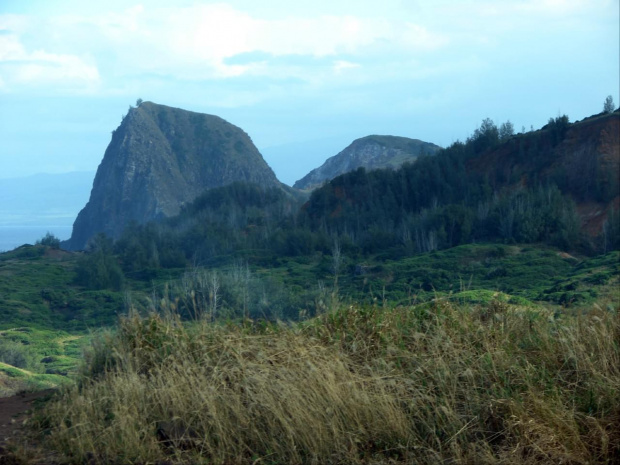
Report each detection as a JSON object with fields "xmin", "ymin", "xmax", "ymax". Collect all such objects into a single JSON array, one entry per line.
[
  {"xmin": 0, "ymin": 18, "xmax": 100, "ymax": 92},
  {"xmin": 333, "ymin": 60, "xmax": 360, "ymax": 74},
  {"xmin": 1, "ymin": 0, "xmax": 614, "ymax": 106},
  {"xmin": 400, "ymin": 23, "xmax": 450, "ymax": 51},
  {"xmin": 2, "ymin": 3, "xmax": 450, "ymax": 88}
]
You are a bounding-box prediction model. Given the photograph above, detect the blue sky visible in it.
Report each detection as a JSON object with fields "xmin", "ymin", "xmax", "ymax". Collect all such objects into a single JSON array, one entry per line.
[{"xmin": 0, "ymin": 0, "xmax": 618, "ymax": 185}]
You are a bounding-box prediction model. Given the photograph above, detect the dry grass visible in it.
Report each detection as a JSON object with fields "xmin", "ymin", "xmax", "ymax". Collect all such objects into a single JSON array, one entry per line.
[{"xmin": 33, "ymin": 299, "xmax": 620, "ymax": 464}]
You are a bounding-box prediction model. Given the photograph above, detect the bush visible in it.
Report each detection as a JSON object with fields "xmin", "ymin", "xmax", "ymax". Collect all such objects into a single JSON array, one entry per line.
[
  {"xmin": 74, "ymin": 235, "xmax": 124, "ymax": 291},
  {"xmin": 36, "ymin": 232, "xmax": 61, "ymax": 249},
  {"xmin": 0, "ymin": 339, "xmax": 41, "ymax": 371}
]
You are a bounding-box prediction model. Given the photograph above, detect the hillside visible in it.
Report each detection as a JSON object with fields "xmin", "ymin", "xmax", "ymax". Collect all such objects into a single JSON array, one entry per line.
[
  {"xmin": 467, "ymin": 112, "xmax": 620, "ymax": 235},
  {"xmin": 65, "ymin": 102, "xmax": 281, "ymax": 250},
  {"xmin": 301, "ymin": 112, "xmax": 620, "ymax": 252},
  {"xmin": 293, "ymin": 135, "xmax": 441, "ymax": 190}
]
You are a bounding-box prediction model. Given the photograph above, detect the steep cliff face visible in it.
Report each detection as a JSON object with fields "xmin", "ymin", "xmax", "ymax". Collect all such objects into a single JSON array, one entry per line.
[
  {"xmin": 66, "ymin": 102, "xmax": 280, "ymax": 250},
  {"xmin": 293, "ymin": 135, "xmax": 441, "ymax": 191}
]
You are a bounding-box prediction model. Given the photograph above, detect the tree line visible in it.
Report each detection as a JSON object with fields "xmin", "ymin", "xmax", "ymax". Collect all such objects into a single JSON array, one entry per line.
[{"xmin": 72, "ymin": 113, "xmax": 619, "ymax": 294}]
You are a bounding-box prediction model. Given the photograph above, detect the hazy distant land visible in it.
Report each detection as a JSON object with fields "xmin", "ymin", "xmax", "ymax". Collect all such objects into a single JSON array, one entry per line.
[{"xmin": 0, "ymin": 171, "xmax": 93, "ymax": 250}]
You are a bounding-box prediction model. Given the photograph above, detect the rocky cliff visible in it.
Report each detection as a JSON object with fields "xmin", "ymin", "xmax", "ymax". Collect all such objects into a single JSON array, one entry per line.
[
  {"xmin": 66, "ymin": 102, "xmax": 280, "ymax": 250},
  {"xmin": 293, "ymin": 135, "xmax": 441, "ymax": 191}
]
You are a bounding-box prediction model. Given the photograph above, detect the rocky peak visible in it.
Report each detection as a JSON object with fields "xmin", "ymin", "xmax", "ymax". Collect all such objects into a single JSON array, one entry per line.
[{"xmin": 65, "ymin": 102, "xmax": 280, "ymax": 250}]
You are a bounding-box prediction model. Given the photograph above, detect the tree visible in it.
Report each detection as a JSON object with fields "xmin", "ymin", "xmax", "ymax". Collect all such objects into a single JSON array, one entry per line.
[
  {"xmin": 546, "ymin": 114, "xmax": 570, "ymax": 145},
  {"xmin": 499, "ymin": 120, "xmax": 515, "ymax": 141},
  {"xmin": 331, "ymin": 237, "xmax": 343, "ymax": 288},
  {"xmin": 136, "ymin": 98, "xmax": 144, "ymax": 107},
  {"xmin": 75, "ymin": 234, "xmax": 124, "ymax": 290},
  {"xmin": 603, "ymin": 95, "xmax": 615, "ymax": 113},
  {"xmin": 36, "ymin": 232, "xmax": 61, "ymax": 249},
  {"xmin": 469, "ymin": 118, "xmax": 499, "ymax": 153}
]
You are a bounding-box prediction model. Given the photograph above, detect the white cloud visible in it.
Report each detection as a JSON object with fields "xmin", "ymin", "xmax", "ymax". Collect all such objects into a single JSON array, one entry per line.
[
  {"xmin": 10, "ymin": 52, "xmax": 99, "ymax": 84},
  {"xmin": 400, "ymin": 23, "xmax": 449, "ymax": 51},
  {"xmin": 0, "ymin": 34, "xmax": 22, "ymax": 59},
  {"xmin": 1, "ymin": 3, "xmax": 450, "ymax": 87},
  {"xmin": 0, "ymin": 0, "xmax": 615, "ymax": 101},
  {"xmin": 333, "ymin": 60, "xmax": 360, "ymax": 74},
  {"xmin": 0, "ymin": 18, "xmax": 100, "ymax": 91}
]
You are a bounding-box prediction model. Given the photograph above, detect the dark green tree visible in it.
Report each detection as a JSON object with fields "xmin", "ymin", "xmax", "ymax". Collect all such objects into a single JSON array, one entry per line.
[
  {"xmin": 603, "ymin": 95, "xmax": 615, "ymax": 113},
  {"xmin": 499, "ymin": 120, "xmax": 515, "ymax": 141},
  {"xmin": 75, "ymin": 234, "xmax": 124, "ymax": 290},
  {"xmin": 36, "ymin": 232, "xmax": 61, "ymax": 249}
]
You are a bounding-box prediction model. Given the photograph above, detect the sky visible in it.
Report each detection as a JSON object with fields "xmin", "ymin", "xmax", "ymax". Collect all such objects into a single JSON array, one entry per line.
[{"xmin": 0, "ymin": 0, "xmax": 618, "ymax": 186}]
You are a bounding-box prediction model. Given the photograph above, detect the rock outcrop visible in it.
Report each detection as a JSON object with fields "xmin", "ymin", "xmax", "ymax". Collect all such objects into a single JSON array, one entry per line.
[
  {"xmin": 65, "ymin": 102, "xmax": 280, "ymax": 250},
  {"xmin": 293, "ymin": 135, "xmax": 441, "ymax": 191}
]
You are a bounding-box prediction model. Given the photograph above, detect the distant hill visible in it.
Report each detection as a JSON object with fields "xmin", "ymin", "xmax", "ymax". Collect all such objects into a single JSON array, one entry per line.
[
  {"xmin": 293, "ymin": 135, "xmax": 441, "ymax": 191},
  {"xmin": 65, "ymin": 102, "xmax": 281, "ymax": 250}
]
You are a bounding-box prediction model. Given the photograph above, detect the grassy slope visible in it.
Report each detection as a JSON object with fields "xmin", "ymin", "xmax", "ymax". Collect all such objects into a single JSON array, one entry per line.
[
  {"xmin": 0, "ymin": 327, "xmax": 88, "ymax": 397},
  {"xmin": 264, "ymin": 245, "xmax": 619, "ymax": 309},
  {"xmin": 2, "ymin": 244, "xmax": 617, "ymax": 333},
  {"xmin": 0, "ymin": 243, "xmax": 617, "ymax": 400},
  {"xmin": 29, "ymin": 300, "xmax": 620, "ymax": 464},
  {"xmin": 0, "ymin": 245, "xmax": 124, "ymax": 331}
]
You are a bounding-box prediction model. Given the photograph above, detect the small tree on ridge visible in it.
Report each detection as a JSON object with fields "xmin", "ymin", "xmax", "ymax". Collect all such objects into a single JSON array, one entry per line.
[{"xmin": 603, "ymin": 95, "xmax": 615, "ymax": 113}]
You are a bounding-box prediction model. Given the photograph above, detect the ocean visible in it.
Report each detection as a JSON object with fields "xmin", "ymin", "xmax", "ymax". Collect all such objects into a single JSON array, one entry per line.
[{"xmin": 0, "ymin": 225, "xmax": 73, "ymax": 252}]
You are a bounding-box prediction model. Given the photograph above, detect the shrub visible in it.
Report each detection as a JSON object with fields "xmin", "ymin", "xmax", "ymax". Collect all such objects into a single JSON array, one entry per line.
[
  {"xmin": 36, "ymin": 232, "xmax": 61, "ymax": 249},
  {"xmin": 0, "ymin": 339, "xmax": 41, "ymax": 371}
]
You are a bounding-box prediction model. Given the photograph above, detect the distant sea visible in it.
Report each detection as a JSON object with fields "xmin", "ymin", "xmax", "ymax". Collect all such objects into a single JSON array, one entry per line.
[
  {"xmin": 0, "ymin": 170, "xmax": 94, "ymax": 252},
  {"xmin": 0, "ymin": 224, "xmax": 73, "ymax": 252}
]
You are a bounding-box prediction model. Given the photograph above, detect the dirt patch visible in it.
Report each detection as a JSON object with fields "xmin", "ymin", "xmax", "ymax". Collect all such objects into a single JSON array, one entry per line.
[
  {"xmin": 0, "ymin": 390, "xmax": 66, "ymax": 464},
  {"xmin": 557, "ymin": 251, "xmax": 578, "ymax": 261},
  {"xmin": 0, "ymin": 390, "xmax": 55, "ymax": 447}
]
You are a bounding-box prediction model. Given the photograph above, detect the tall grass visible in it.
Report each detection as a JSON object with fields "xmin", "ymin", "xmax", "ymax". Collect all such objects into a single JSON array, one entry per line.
[{"xmin": 37, "ymin": 299, "xmax": 619, "ymax": 464}]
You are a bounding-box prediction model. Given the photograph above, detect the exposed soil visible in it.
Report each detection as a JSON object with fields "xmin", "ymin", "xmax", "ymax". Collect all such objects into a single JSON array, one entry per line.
[{"xmin": 0, "ymin": 390, "xmax": 55, "ymax": 463}]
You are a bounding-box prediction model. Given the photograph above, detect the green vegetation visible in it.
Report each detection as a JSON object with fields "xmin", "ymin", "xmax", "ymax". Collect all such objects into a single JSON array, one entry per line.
[
  {"xmin": 0, "ymin": 327, "xmax": 88, "ymax": 396},
  {"xmin": 604, "ymin": 95, "xmax": 615, "ymax": 113},
  {"xmin": 0, "ymin": 245, "xmax": 124, "ymax": 330},
  {"xmin": 2, "ymin": 241, "xmax": 618, "ymax": 331},
  {"xmin": 36, "ymin": 232, "xmax": 61, "ymax": 249},
  {"xmin": 99, "ymin": 113, "xmax": 618, "ymax": 286}
]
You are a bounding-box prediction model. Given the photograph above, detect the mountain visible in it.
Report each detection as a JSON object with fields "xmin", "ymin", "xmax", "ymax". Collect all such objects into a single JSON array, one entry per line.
[
  {"xmin": 65, "ymin": 102, "xmax": 280, "ymax": 250},
  {"xmin": 293, "ymin": 135, "xmax": 441, "ymax": 191}
]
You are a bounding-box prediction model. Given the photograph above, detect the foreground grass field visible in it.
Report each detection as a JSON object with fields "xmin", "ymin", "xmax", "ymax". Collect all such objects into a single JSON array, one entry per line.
[{"xmin": 23, "ymin": 298, "xmax": 619, "ymax": 464}]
